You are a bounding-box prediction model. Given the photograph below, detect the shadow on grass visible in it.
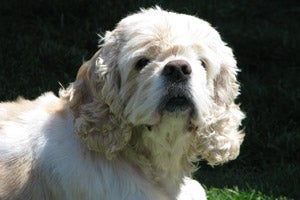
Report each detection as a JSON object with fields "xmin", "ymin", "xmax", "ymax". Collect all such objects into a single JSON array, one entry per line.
[{"xmin": 194, "ymin": 162, "xmax": 299, "ymax": 199}]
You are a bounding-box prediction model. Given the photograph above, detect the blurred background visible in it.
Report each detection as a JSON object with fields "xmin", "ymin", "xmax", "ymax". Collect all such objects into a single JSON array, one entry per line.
[{"xmin": 0, "ymin": 0, "xmax": 299, "ymax": 199}]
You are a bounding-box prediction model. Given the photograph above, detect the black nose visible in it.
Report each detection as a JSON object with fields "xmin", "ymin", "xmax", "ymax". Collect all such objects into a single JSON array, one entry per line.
[{"xmin": 162, "ymin": 60, "xmax": 192, "ymax": 82}]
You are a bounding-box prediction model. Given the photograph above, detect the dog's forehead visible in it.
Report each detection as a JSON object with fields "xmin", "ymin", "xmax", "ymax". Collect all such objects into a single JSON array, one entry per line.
[{"xmin": 117, "ymin": 8, "xmax": 217, "ymax": 47}]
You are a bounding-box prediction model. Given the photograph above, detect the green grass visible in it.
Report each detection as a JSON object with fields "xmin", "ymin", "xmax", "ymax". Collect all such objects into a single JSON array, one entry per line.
[
  {"xmin": 195, "ymin": 163, "xmax": 299, "ymax": 199},
  {"xmin": 206, "ymin": 187, "xmax": 290, "ymax": 200},
  {"xmin": 0, "ymin": 0, "xmax": 299, "ymax": 199}
]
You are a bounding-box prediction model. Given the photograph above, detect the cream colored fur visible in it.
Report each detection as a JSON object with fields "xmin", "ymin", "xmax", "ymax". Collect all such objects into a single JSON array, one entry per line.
[{"xmin": 0, "ymin": 7, "xmax": 244, "ymax": 200}]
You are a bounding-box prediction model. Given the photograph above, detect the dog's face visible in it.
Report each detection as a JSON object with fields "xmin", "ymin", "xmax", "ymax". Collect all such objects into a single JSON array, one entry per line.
[
  {"xmin": 100, "ymin": 8, "xmax": 229, "ymax": 128},
  {"xmin": 71, "ymin": 8, "xmax": 244, "ymax": 163}
]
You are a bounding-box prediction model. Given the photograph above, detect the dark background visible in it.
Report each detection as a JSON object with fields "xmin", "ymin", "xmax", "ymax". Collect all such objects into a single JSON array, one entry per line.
[{"xmin": 0, "ymin": 0, "xmax": 299, "ymax": 199}]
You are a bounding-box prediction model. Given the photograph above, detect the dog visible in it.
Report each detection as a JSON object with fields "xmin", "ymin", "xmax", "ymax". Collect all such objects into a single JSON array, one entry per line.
[{"xmin": 0, "ymin": 7, "xmax": 244, "ymax": 200}]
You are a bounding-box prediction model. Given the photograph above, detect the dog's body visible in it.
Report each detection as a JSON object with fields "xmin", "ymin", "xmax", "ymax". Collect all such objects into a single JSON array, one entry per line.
[
  {"xmin": 0, "ymin": 8, "xmax": 244, "ymax": 200},
  {"xmin": 0, "ymin": 93, "xmax": 205, "ymax": 199}
]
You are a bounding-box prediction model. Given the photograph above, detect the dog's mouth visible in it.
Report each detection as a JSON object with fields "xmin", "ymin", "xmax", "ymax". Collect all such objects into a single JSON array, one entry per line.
[
  {"xmin": 164, "ymin": 96, "xmax": 193, "ymax": 112},
  {"xmin": 145, "ymin": 92, "xmax": 197, "ymax": 132},
  {"xmin": 158, "ymin": 87, "xmax": 195, "ymax": 114},
  {"xmin": 142, "ymin": 86, "xmax": 198, "ymax": 132}
]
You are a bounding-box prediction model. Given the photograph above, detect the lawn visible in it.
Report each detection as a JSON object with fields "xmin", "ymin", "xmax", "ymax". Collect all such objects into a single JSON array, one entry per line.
[{"xmin": 0, "ymin": 0, "xmax": 299, "ymax": 199}]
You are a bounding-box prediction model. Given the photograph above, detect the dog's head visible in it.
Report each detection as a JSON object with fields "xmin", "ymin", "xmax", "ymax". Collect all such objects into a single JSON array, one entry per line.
[{"xmin": 63, "ymin": 8, "xmax": 244, "ymax": 165}]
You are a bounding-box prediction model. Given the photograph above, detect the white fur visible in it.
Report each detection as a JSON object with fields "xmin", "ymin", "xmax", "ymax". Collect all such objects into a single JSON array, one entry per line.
[{"xmin": 0, "ymin": 7, "xmax": 245, "ymax": 200}]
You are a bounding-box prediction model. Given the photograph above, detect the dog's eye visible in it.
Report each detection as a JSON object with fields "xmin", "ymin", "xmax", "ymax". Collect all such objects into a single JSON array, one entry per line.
[
  {"xmin": 200, "ymin": 59, "xmax": 207, "ymax": 69},
  {"xmin": 135, "ymin": 58, "xmax": 150, "ymax": 71}
]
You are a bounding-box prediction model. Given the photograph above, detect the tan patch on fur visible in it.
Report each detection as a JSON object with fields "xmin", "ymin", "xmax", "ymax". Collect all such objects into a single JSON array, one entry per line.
[
  {"xmin": 0, "ymin": 98, "xmax": 35, "ymax": 121},
  {"xmin": 42, "ymin": 95, "xmax": 67, "ymax": 118},
  {"xmin": 0, "ymin": 92, "xmax": 67, "ymax": 123}
]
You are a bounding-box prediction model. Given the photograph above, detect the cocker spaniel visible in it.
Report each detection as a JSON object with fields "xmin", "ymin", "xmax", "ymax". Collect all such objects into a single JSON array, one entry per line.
[{"xmin": 0, "ymin": 7, "xmax": 245, "ymax": 200}]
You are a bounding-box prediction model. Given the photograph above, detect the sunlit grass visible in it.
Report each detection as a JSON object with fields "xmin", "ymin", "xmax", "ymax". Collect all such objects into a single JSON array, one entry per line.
[{"xmin": 206, "ymin": 187, "xmax": 291, "ymax": 200}]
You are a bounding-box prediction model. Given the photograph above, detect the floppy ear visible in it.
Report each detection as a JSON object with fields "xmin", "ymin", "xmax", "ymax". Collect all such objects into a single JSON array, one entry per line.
[
  {"xmin": 194, "ymin": 41, "xmax": 245, "ymax": 165},
  {"xmin": 61, "ymin": 31, "xmax": 132, "ymax": 159},
  {"xmin": 214, "ymin": 45, "xmax": 240, "ymax": 105}
]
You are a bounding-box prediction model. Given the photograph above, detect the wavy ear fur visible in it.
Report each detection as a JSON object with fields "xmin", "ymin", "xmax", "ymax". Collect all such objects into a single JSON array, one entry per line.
[
  {"xmin": 61, "ymin": 32, "xmax": 131, "ymax": 159},
  {"xmin": 193, "ymin": 40, "xmax": 245, "ymax": 165}
]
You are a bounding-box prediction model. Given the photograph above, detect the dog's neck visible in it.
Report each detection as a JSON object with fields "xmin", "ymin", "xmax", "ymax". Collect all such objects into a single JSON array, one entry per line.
[{"xmin": 124, "ymin": 112, "xmax": 195, "ymax": 195}]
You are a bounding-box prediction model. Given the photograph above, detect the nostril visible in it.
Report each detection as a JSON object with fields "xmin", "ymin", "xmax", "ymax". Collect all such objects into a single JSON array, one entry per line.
[
  {"xmin": 181, "ymin": 64, "xmax": 192, "ymax": 75},
  {"xmin": 162, "ymin": 65, "xmax": 175, "ymax": 76},
  {"xmin": 162, "ymin": 60, "xmax": 192, "ymax": 81}
]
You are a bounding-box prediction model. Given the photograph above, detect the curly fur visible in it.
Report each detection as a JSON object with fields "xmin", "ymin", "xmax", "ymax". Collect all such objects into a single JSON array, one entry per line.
[{"xmin": 0, "ymin": 7, "xmax": 244, "ymax": 200}]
